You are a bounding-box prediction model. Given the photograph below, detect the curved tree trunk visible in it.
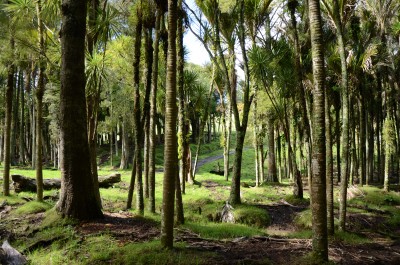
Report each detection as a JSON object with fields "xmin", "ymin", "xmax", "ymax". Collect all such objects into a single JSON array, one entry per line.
[
  {"xmin": 161, "ymin": 0, "xmax": 178, "ymax": 249},
  {"xmin": 308, "ymin": 0, "xmax": 328, "ymax": 260},
  {"xmin": 57, "ymin": 0, "xmax": 103, "ymax": 220}
]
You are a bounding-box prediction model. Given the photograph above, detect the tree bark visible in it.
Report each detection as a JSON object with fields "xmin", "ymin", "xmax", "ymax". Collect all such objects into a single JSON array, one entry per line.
[
  {"xmin": 309, "ymin": 0, "xmax": 328, "ymax": 260},
  {"xmin": 3, "ymin": 35, "xmax": 14, "ymax": 196},
  {"xmin": 161, "ymin": 0, "xmax": 178, "ymax": 249},
  {"xmin": 148, "ymin": 9, "xmax": 161, "ymax": 213},
  {"xmin": 132, "ymin": 9, "xmax": 144, "ymax": 214},
  {"xmin": 57, "ymin": 0, "xmax": 103, "ymax": 220}
]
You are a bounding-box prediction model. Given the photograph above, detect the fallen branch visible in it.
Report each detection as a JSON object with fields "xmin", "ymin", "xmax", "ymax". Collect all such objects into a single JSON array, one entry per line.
[{"xmin": 12, "ymin": 173, "xmax": 121, "ymax": 193}]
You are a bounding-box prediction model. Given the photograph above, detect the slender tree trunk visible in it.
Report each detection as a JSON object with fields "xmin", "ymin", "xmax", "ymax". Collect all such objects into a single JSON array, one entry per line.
[
  {"xmin": 127, "ymin": 153, "xmax": 137, "ymax": 209},
  {"xmin": 19, "ymin": 71, "xmax": 28, "ymax": 165},
  {"xmin": 133, "ymin": 14, "xmax": 144, "ymax": 215},
  {"xmin": 193, "ymin": 68, "xmax": 215, "ymax": 179},
  {"xmin": 143, "ymin": 27, "xmax": 154, "ymax": 200},
  {"xmin": 161, "ymin": 0, "xmax": 178, "ymax": 249},
  {"xmin": 309, "ymin": 0, "xmax": 328, "ymax": 260},
  {"xmin": 3, "ymin": 36, "xmax": 14, "ymax": 196},
  {"xmin": 253, "ymin": 91, "xmax": 260, "ymax": 186},
  {"xmin": 326, "ymin": 90, "xmax": 334, "ymax": 235},
  {"xmin": 177, "ymin": 0, "xmax": 187, "ymax": 193},
  {"xmin": 332, "ymin": 0, "xmax": 350, "ymax": 232},
  {"xmin": 175, "ymin": 168, "xmax": 184, "ymax": 225},
  {"xmin": 267, "ymin": 116, "xmax": 278, "ymax": 182},
  {"xmin": 57, "ymin": 0, "xmax": 103, "ymax": 219},
  {"xmin": 86, "ymin": 0, "xmax": 102, "ymax": 209},
  {"xmin": 229, "ymin": 0, "xmax": 253, "ymax": 205},
  {"xmin": 35, "ymin": 0, "xmax": 46, "ymax": 202},
  {"xmin": 148, "ymin": 9, "xmax": 161, "ymax": 213}
]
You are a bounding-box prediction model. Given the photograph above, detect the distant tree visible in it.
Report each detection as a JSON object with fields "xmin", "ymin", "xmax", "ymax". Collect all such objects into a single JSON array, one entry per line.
[{"xmin": 56, "ymin": 0, "xmax": 103, "ymax": 220}]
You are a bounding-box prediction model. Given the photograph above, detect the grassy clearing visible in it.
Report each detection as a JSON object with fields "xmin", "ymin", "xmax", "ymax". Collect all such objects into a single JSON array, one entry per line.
[{"xmin": 1, "ymin": 140, "xmax": 399, "ymax": 264}]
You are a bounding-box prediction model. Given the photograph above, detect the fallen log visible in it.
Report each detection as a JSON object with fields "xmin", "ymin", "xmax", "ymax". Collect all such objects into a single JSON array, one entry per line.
[{"xmin": 11, "ymin": 173, "xmax": 121, "ymax": 193}]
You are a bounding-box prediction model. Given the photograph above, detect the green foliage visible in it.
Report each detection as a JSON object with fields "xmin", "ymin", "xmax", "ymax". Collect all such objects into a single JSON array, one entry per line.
[
  {"xmin": 234, "ymin": 205, "xmax": 270, "ymax": 227},
  {"xmin": 13, "ymin": 201, "xmax": 52, "ymax": 215}
]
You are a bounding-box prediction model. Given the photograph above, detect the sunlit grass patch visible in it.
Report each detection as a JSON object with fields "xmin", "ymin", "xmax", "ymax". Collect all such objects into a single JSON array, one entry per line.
[
  {"xmin": 294, "ymin": 209, "xmax": 312, "ymax": 229},
  {"xmin": 332, "ymin": 230, "xmax": 370, "ymax": 245},
  {"xmin": 13, "ymin": 201, "xmax": 52, "ymax": 215},
  {"xmin": 234, "ymin": 205, "xmax": 270, "ymax": 227},
  {"xmin": 0, "ymin": 194, "xmax": 25, "ymax": 205},
  {"xmin": 183, "ymin": 222, "xmax": 265, "ymax": 240}
]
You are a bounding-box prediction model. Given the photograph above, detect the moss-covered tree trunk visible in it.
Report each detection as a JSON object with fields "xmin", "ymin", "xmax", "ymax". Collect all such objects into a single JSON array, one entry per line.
[{"xmin": 308, "ymin": 0, "xmax": 328, "ymax": 260}]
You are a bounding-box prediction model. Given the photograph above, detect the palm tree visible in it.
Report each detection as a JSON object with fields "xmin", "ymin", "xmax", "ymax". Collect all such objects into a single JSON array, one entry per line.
[
  {"xmin": 35, "ymin": 0, "xmax": 45, "ymax": 202},
  {"xmin": 308, "ymin": 0, "xmax": 328, "ymax": 261},
  {"xmin": 149, "ymin": 7, "xmax": 163, "ymax": 214},
  {"xmin": 161, "ymin": 0, "xmax": 178, "ymax": 249}
]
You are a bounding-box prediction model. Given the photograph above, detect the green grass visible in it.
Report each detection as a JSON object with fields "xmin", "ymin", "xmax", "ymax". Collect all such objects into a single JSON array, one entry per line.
[
  {"xmin": 0, "ymin": 194, "xmax": 25, "ymax": 205},
  {"xmin": 332, "ymin": 231, "xmax": 369, "ymax": 245},
  {"xmin": 2, "ymin": 139, "xmax": 400, "ymax": 264},
  {"xmin": 13, "ymin": 201, "xmax": 52, "ymax": 215},
  {"xmin": 183, "ymin": 222, "xmax": 265, "ymax": 240},
  {"xmin": 234, "ymin": 205, "xmax": 270, "ymax": 227},
  {"xmin": 294, "ymin": 209, "xmax": 312, "ymax": 229}
]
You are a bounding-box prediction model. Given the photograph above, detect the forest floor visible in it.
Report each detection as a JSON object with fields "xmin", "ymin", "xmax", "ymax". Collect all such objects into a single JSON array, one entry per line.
[{"xmin": 0, "ymin": 146, "xmax": 400, "ymax": 264}]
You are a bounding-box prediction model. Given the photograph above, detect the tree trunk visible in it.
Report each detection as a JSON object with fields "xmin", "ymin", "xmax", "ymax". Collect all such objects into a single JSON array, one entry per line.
[
  {"xmin": 325, "ymin": 89, "xmax": 334, "ymax": 235},
  {"xmin": 35, "ymin": 0, "xmax": 45, "ymax": 202},
  {"xmin": 143, "ymin": 27, "xmax": 153, "ymax": 199},
  {"xmin": 309, "ymin": 0, "xmax": 328, "ymax": 260},
  {"xmin": 57, "ymin": 0, "xmax": 103, "ymax": 220},
  {"xmin": 267, "ymin": 116, "xmax": 278, "ymax": 182},
  {"xmin": 161, "ymin": 0, "xmax": 178, "ymax": 249},
  {"xmin": 177, "ymin": 0, "xmax": 187, "ymax": 193},
  {"xmin": 86, "ymin": 0, "xmax": 102, "ymax": 209},
  {"xmin": 126, "ymin": 153, "xmax": 136, "ymax": 209},
  {"xmin": 133, "ymin": 13, "xmax": 144, "ymax": 215},
  {"xmin": 19, "ymin": 70, "xmax": 28, "ymax": 165},
  {"xmin": 253, "ymin": 91, "xmax": 260, "ymax": 186},
  {"xmin": 148, "ymin": 9, "xmax": 161, "ymax": 213},
  {"xmin": 3, "ymin": 36, "xmax": 14, "ymax": 196},
  {"xmin": 228, "ymin": 0, "xmax": 253, "ymax": 205}
]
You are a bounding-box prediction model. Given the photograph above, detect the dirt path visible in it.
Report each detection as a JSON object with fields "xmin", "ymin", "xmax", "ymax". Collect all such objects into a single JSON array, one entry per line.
[
  {"xmin": 195, "ymin": 150, "xmax": 235, "ymax": 169},
  {"xmin": 155, "ymin": 150, "xmax": 235, "ymax": 173}
]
